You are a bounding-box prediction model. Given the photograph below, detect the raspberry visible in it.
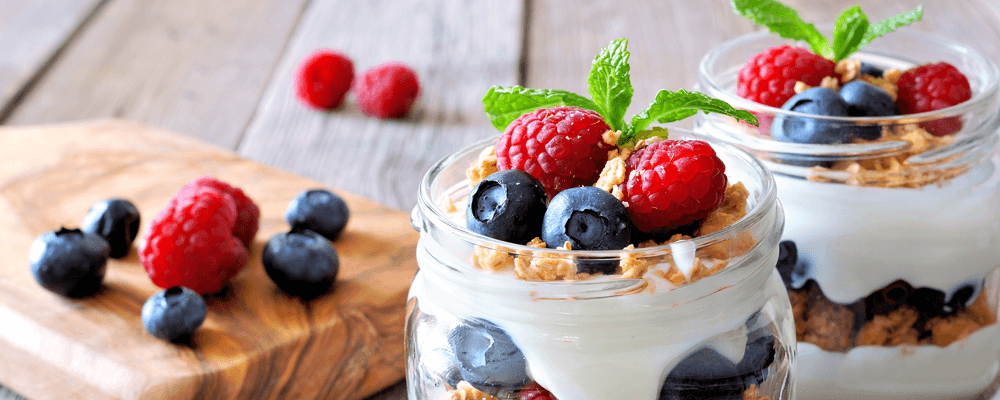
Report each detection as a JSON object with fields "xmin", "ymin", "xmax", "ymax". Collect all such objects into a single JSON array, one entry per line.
[
  {"xmin": 355, "ymin": 62, "xmax": 420, "ymax": 119},
  {"xmin": 178, "ymin": 177, "xmax": 260, "ymax": 249},
  {"xmin": 737, "ymin": 45, "xmax": 838, "ymax": 108},
  {"xmin": 141, "ymin": 185, "xmax": 250, "ymax": 295},
  {"xmin": 294, "ymin": 50, "xmax": 355, "ymax": 110},
  {"xmin": 620, "ymin": 140, "xmax": 727, "ymax": 234},
  {"xmin": 495, "ymin": 106, "xmax": 613, "ymax": 198},
  {"xmin": 519, "ymin": 382, "xmax": 557, "ymax": 400},
  {"xmin": 897, "ymin": 62, "xmax": 972, "ymax": 136}
]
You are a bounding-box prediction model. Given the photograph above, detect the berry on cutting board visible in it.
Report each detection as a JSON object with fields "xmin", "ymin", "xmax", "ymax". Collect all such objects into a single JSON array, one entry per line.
[
  {"xmin": 897, "ymin": 62, "xmax": 972, "ymax": 136},
  {"xmin": 285, "ymin": 189, "xmax": 350, "ymax": 242},
  {"xmin": 621, "ymin": 140, "xmax": 729, "ymax": 235},
  {"xmin": 294, "ymin": 49, "xmax": 355, "ymax": 110},
  {"xmin": 467, "ymin": 169, "xmax": 548, "ymax": 245},
  {"xmin": 141, "ymin": 184, "xmax": 250, "ymax": 295},
  {"xmin": 354, "ymin": 62, "xmax": 420, "ymax": 119},
  {"xmin": 29, "ymin": 228, "xmax": 110, "ymax": 297},
  {"xmin": 141, "ymin": 286, "xmax": 207, "ymax": 342},
  {"xmin": 177, "ymin": 177, "xmax": 260, "ymax": 249},
  {"xmin": 262, "ymin": 229, "xmax": 340, "ymax": 299},
  {"xmin": 81, "ymin": 198, "xmax": 141, "ymax": 259}
]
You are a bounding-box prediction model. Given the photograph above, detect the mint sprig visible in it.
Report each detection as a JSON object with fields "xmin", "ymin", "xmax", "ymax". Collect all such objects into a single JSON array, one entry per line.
[
  {"xmin": 732, "ymin": 0, "xmax": 922, "ymax": 61},
  {"xmin": 483, "ymin": 39, "xmax": 757, "ymax": 147}
]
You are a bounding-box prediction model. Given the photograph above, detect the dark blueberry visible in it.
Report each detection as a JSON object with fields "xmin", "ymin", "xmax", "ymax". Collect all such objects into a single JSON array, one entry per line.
[
  {"xmin": 141, "ymin": 286, "xmax": 207, "ymax": 342},
  {"xmin": 262, "ymin": 229, "xmax": 340, "ymax": 299},
  {"xmin": 771, "ymin": 87, "xmax": 852, "ymax": 145},
  {"xmin": 775, "ymin": 240, "xmax": 798, "ymax": 287},
  {"xmin": 860, "ymin": 62, "xmax": 884, "ymax": 78},
  {"xmin": 81, "ymin": 198, "xmax": 140, "ymax": 258},
  {"xmin": 29, "ymin": 228, "xmax": 109, "ymax": 297},
  {"xmin": 840, "ymin": 80, "xmax": 896, "ymax": 140},
  {"xmin": 946, "ymin": 284, "xmax": 978, "ymax": 313},
  {"xmin": 286, "ymin": 189, "xmax": 350, "ymax": 241},
  {"xmin": 907, "ymin": 287, "xmax": 947, "ymax": 319},
  {"xmin": 660, "ymin": 335, "xmax": 775, "ymax": 400},
  {"xmin": 864, "ymin": 280, "xmax": 913, "ymax": 318},
  {"xmin": 466, "ymin": 169, "xmax": 548, "ymax": 245},
  {"xmin": 542, "ymin": 186, "xmax": 631, "ymax": 274},
  {"xmin": 448, "ymin": 319, "xmax": 528, "ymax": 388}
]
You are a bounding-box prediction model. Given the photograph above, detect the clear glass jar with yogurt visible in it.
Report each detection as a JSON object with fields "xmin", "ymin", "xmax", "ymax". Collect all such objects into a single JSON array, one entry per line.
[
  {"xmin": 695, "ymin": 29, "xmax": 1000, "ymax": 399},
  {"xmin": 406, "ymin": 133, "xmax": 793, "ymax": 400}
]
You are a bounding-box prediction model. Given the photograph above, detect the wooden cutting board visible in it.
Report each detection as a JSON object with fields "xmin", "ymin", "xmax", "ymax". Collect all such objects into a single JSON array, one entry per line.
[{"xmin": 0, "ymin": 120, "xmax": 418, "ymax": 400}]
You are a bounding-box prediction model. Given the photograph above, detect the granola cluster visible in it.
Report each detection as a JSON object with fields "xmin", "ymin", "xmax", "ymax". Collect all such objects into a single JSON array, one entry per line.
[
  {"xmin": 438, "ymin": 381, "xmax": 499, "ymax": 400},
  {"xmin": 789, "ymin": 281, "xmax": 996, "ymax": 352}
]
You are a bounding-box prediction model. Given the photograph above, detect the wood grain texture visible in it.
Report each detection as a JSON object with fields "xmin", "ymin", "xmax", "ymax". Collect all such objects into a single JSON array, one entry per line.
[
  {"xmin": 0, "ymin": 120, "xmax": 417, "ymax": 400},
  {"xmin": 3, "ymin": 0, "xmax": 310, "ymax": 150},
  {"xmin": 0, "ymin": 0, "xmax": 104, "ymax": 120},
  {"xmin": 237, "ymin": 0, "xmax": 524, "ymax": 212}
]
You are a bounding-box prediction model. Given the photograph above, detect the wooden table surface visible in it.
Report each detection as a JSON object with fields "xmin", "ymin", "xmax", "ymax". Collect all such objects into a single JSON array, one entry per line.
[{"xmin": 2, "ymin": 0, "xmax": 999, "ymax": 399}]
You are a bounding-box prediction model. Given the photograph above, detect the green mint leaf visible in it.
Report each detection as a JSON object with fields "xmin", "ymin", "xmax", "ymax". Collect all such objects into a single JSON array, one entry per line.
[
  {"xmin": 482, "ymin": 85, "xmax": 599, "ymax": 131},
  {"xmin": 831, "ymin": 6, "xmax": 869, "ymax": 61},
  {"xmin": 621, "ymin": 89, "xmax": 758, "ymax": 146},
  {"xmin": 587, "ymin": 38, "xmax": 633, "ymax": 133},
  {"xmin": 859, "ymin": 5, "xmax": 923, "ymax": 49},
  {"xmin": 731, "ymin": 0, "xmax": 833, "ymax": 59},
  {"xmin": 633, "ymin": 126, "xmax": 670, "ymax": 143}
]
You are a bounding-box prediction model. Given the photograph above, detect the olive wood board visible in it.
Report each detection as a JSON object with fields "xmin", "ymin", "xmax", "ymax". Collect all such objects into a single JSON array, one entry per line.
[{"xmin": 0, "ymin": 119, "xmax": 418, "ymax": 400}]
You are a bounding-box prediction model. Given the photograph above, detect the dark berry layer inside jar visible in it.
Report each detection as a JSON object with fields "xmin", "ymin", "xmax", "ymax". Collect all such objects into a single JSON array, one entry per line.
[{"xmin": 777, "ymin": 241, "xmax": 996, "ymax": 352}]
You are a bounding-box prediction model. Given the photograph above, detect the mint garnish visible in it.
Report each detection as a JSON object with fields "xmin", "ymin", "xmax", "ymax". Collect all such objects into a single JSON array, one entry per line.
[
  {"xmin": 483, "ymin": 39, "xmax": 757, "ymax": 147},
  {"xmin": 732, "ymin": 0, "xmax": 922, "ymax": 61}
]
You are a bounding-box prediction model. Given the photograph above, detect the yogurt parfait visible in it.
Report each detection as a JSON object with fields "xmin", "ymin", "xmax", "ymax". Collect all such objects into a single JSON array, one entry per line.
[
  {"xmin": 695, "ymin": 1, "xmax": 1000, "ymax": 398},
  {"xmin": 406, "ymin": 39, "xmax": 794, "ymax": 400}
]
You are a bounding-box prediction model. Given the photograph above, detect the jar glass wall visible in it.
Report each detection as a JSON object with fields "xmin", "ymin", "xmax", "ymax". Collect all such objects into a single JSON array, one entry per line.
[
  {"xmin": 406, "ymin": 132, "xmax": 792, "ymax": 400},
  {"xmin": 695, "ymin": 29, "xmax": 1000, "ymax": 399}
]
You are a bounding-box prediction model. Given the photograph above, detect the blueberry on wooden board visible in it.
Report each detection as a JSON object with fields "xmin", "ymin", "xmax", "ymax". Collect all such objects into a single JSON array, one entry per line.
[
  {"xmin": 81, "ymin": 198, "xmax": 140, "ymax": 258},
  {"xmin": 262, "ymin": 229, "xmax": 340, "ymax": 299},
  {"xmin": 286, "ymin": 189, "xmax": 350, "ymax": 241},
  {"xmin": 141, "ymin": 286, "xmax": 207, "ymax": 342},
  {"xmin": 29, "ymin": 227, "xmax": 109, "ymax": 297}
]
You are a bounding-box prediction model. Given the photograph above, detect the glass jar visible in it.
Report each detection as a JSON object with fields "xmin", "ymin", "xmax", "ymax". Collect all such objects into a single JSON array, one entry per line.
[
  {"xmin": 406, "ymin": 132, "xmax": 793, "ymax": 400},
  {"xmin": 695, "ymin": 29, "xmax": 1000, "ymax": 399}
]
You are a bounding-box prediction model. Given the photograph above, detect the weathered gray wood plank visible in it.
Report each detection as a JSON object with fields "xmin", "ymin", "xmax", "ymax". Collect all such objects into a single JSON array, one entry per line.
[
  {"xmin": 238, "ymin": 0, "xmax": 525, "ymax": 211},
  {"xmin": 4, "ymin": 0, "xmax": 311, "ymax": 150},
  {"xmin": 0, "ymin": 0, "xmax": 104, "ymax": 121}
]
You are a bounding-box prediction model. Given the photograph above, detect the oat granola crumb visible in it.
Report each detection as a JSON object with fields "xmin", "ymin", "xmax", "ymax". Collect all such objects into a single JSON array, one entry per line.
[
  {"xmin": 516, "ymin": 241, "xmax": 578, "ymax": 281},
  {"xmin": 439, "ymin": 381, "xmax": 500, "ymax": 400},
  {"xmin": 794, "ymin": 81, "xmax": 811, "ymax": 94},
  {"xmin": 788, "ymin": 289, "xmax": 809, "ymax": 340},
  {"xmin": 926, "ymin": 313, "xmax": 983, "ymax": 347},
  {"xmin": 594, "ymin": 152, "xmax": 628, "ymax": 195},
  {"xmin": 602, "ymin": 129, "xmax": 622, "ymax": 146},
  {"xmin": 620, "ymin": 244, "xmax": 650, "ymax": 279},
  {"xmin": 439, "ymin": 196, "xmax": 458, "ymax": 214},
  {"xmin": 855, "ymin": 306, "xmax": 922, "ymax": 347},
  {"xmin": 836, "ymin": 58, "xmax": 861, "ymax": 83},
  {"xmin": 743, "ymin": 384, "xmax": 772, "ymax": 400},
  {"xmin": 471, "ymin": 245, "xmax": 514, "ymax": 272},
  {"xmin": 696, "ymin": 183, "xmax": 754, "ymax": 260},
  {"xmin": 820, "ymin": 76, "xmax": 840, "ymax": 91},
  {"xmin": 466, "ymin": 145, "xmax": 499, "ymax": 187},
  {"xmin": 884, "ymin": 67, "xmax": 902, "ymax": 84},
  {"xmin": 802, "ymin": 293, "xmax": 856, "ymax": 352}
]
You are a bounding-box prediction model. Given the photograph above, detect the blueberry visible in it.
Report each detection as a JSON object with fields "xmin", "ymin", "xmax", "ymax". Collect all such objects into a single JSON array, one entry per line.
[
  {"xmin": 907, "ymin": 287, "xmax": 947, "ymax": 319},
  {"xmin": 840, "ymin": 80, "xmax": 896, "ymax": 140},
  {"xmin": 542, "ymin": 186, "xmax": 631, "ymax": 274},
  {"xmin": 771, "ymin": 87, "xmax": 851, "ymax": 144},
  {"xmin": 81, "ymin": 198, "xmax": 140, "ymax": 258},
  {"xmin": 466, "ymin": 169, "xmax": 547, "ymax": 245},
  {"xmin": 448, "ymin": 319, "xmax": 528, "ymax": 388},
  {"xmin": 29, "ymin": 228, "xmax": 109, "ymax": 297},
  {"xmin": 860, "ymin": 62, "xmax": 884, "ymax": 78},
  {"xmin": 141, "ymin": 286, "xmax": 207, "ymax": 342},
  {"xmin": 660, "ymin": 335, "xmax": 776, "ymax": 400},
  {"xmin": 864, "ymin": 280, "xmax": 913, "ymax": 318},
  {"xmin": 775, "ymin": 240, "xmax": 798, "ymax": 287},
  {"xmin": 286, "ymin": 189, "xmax": 350, "ymax": 241},
  {"xmin": 946, "ymin": 284, "xmax": 977, "ymax": 313},
  {"xmin": 262, "ymin": 229, "xmax": 340, "ymax": 299}
]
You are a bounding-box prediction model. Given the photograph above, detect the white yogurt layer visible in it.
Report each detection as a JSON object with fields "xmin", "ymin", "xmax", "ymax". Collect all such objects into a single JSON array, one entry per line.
[
  {"xmin": 772, "ymin": 154, "xmax": 1000, "ymax": 304},
  {"xmin": 411, "ymin": 239, "xmax": 789, "ymax": 400},
  {"xmin": 796, "ymin": 322, "xmax": 1000, "ymax": 399}
]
